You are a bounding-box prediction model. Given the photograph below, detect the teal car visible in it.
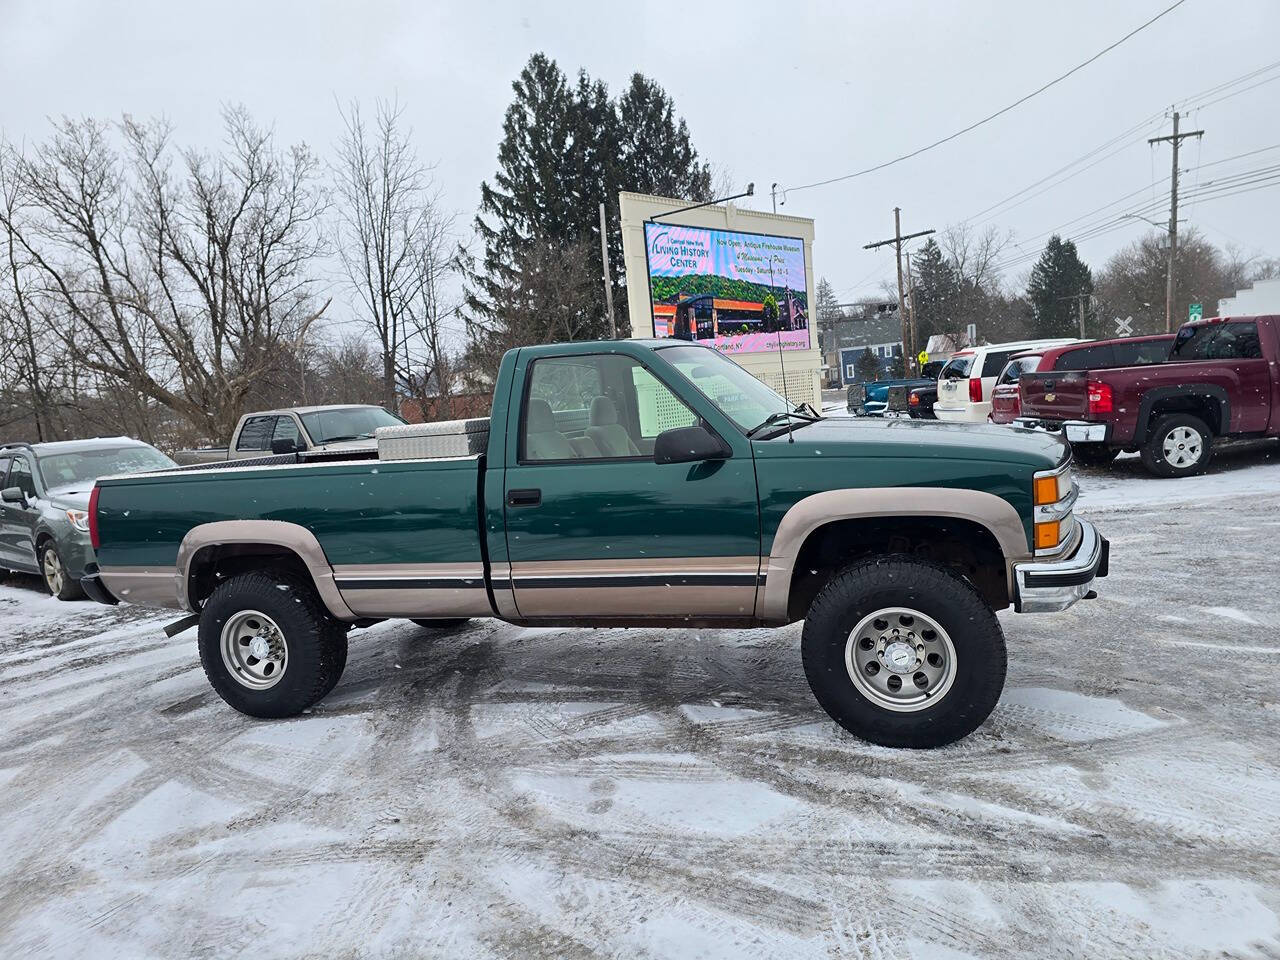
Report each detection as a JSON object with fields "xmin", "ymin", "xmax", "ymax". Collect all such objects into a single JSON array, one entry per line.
[
  {"xmin": 84, "ymin": 340, "xmax": 1107, "ymax": 748},
  {"xmin": 0, "ymin": 439, "xmax": 176, "ymax": 599}
]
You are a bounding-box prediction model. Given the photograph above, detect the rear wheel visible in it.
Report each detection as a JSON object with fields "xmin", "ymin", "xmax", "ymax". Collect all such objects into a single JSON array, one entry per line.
[
  {"xmin": 410, "ymin": 618, "xmax": 471, "ymax": 631},
  {"xmin": 801, "ymin": 557, "xmax": 1007, "ymax": 748},
  {"xmin": 39, "ymin": 540, "xmax": 86, "ymax": 601},
  {"xmin": 198, "ymin": 571, "xmax": 348, "ymax": 718},
  {"xmin": 1071, "ymin": 444, "xmax": 1119, "ymax": 467},
  {"xmin": 1140, "ymin": 413, "xmax": 1212, "ymax": 477}
]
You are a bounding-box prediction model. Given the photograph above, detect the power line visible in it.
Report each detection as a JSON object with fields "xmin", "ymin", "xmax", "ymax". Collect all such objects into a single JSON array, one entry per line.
[
  {"xmin": 959, "ymin": 58, "xmax": 1280, "ymax": 231},
  {"xmin": 778, "ymin": 0, "xmax": 1189, "ymax": 199}
]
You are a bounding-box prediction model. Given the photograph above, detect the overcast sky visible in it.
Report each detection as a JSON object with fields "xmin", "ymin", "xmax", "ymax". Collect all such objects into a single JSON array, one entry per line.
[{"xmin": 4, "ymin": 0, "xmax": 1278, "ymax": 322}]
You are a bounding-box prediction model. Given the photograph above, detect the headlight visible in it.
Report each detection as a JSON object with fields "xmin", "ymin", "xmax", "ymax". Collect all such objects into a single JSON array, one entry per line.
[{"xmin": 66, "ymin": 509, "xmax": 90, "ymax": 532}]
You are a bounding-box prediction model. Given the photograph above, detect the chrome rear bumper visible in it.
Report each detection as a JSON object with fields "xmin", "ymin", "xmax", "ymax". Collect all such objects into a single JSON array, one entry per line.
[
  {"xmin": 1013, "ymin": 517, "xmax": 1109, "ymax": 613},
  {"xmin": 1013, "ymin": 417, "xmax": 1109, "ymax": 443}
]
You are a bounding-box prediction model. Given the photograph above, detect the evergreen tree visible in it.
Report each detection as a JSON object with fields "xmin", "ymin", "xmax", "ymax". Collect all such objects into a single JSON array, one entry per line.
[
  {"xmin": 815, "ymin": 278, "xmax": 840, "ymax": 353},
  {"xmin": 1027, "ymin": 235, "xmax": 1093, "ymax": 339},
  {"xmin": 910, "ymin": 238, "xmax": 959, "ymax": 343},
  {"xmin": 464, "ymin": 55, "xmax": 713, "ymax": 376},
  {"xmin": 854, "ymin": 346, "xmax": 879, "ymax": 382}
]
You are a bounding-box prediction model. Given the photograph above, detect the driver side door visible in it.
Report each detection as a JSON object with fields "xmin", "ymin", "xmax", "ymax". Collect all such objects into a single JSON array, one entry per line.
[{"xmin": 502, "ymin": 351, "xmax": 761, "ymax": 620}]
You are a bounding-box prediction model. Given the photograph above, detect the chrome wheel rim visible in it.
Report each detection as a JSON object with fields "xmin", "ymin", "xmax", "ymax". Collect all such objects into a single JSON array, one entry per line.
[
  {"xmin": 220, "ymin": 609, "xmax": 288, "ymax": 690},
  {"xmin": 42, "ymin": 549, "xmax": 64, "ymax": 595},
  {"xmin": 845, "ymin": 607, "xmax": 957, "ymax": 713},
  {"xmin": 1162, "ymin": 426, "xmax": 1203, "ymax": 469}
]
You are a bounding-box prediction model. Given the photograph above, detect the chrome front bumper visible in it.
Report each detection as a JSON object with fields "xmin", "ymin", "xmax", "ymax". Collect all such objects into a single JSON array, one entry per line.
[{"xmin": 1013, "ymin": 517, "xmax": 1109, "ymax": 613}]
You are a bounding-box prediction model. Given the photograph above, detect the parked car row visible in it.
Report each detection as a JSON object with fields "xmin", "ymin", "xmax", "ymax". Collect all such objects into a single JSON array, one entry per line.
[
  {"xmin": 859, "ymin": 313, "xmax": 1278, "ymax": 478},
  {"xmin": 1, "ymin": 404, "xmax": 406, "ymax": 600}
]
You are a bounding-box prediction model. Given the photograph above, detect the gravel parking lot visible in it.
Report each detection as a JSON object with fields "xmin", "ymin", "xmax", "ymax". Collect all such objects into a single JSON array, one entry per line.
[{"xmin": 2, "ymin": 446, "xmax": 1278, "ymax": 959}]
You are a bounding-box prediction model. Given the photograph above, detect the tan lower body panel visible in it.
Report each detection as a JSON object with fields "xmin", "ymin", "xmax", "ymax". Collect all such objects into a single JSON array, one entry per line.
[
  {"xmin": 98, "ymin": 566, "xmax": 179, "ymax": 608},
  {"xmin": 332, "ymin": 563, "xmax": 493, "ymax": 619},
  {"xmin": 506, "ymin": 556, "xmax": 762, "ymax": 619}
]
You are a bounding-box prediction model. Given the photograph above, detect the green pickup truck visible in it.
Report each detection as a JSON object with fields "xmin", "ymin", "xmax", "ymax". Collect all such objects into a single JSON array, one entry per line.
[{"xmin": 83, "ymin": 339, "xmax": 1107, "ymax": 748}]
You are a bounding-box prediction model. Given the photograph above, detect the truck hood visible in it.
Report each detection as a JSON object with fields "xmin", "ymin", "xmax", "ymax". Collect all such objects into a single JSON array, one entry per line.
[
  {"xmin": 753, "ymin": 416, "xmax": 1067, "ymax": 468},
  {"xmin": 44, "ymin": 483, "xmax": 92, "ymax": 510}
]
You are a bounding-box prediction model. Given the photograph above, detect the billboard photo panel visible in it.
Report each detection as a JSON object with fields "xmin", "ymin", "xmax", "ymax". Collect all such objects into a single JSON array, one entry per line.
[{"xmin": 643, "ymin": 223, "xmax": 809, "ymax": 355}]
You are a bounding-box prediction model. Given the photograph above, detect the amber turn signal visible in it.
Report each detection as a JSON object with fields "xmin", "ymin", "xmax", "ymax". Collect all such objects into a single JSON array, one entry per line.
[
  {"xmin": 1034, "ymin": 520, "xmax": 1061, "ymax": 550},
  {"xmin": 1033, "ymin": 475, "xmax": 1060, "ymax": 506}
]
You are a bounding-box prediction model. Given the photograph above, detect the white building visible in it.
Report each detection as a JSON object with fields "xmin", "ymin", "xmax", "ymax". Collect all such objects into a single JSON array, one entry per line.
[{"xmin": 1218, "ymin": 278, "xmax": 1280, "ymax": 316}]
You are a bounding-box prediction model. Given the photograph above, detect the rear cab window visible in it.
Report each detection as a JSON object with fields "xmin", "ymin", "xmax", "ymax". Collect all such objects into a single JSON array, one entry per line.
[{"xmin": 1054, "ymin": 344, "xmax": 1116, "ymax": 371}]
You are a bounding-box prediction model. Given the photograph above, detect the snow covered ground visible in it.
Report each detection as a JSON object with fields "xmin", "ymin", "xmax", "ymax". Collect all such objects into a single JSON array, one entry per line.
[{"xmin": 2, "ymin": 444, "xmax": 1279, "ymax": 958}]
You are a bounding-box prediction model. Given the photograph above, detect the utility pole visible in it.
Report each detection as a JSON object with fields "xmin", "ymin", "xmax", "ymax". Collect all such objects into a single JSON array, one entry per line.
[
  {"xmin": 1149, "ymin": 111, "xmax": 1204, "ymax": 332},
  {"xmin": 599, "ymin": 202, "xmax": 617, "ymax": 339},
  {"xmin": 905, "ymin": 251, "xmax": 918, "ymax": 365},
  {"xmin": 864, "ymin": 208, "xmax": 934, "ymax": 371}
]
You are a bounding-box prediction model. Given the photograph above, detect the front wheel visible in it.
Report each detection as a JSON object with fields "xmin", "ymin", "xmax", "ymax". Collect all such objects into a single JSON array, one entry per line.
[
  {"xmin": 40, "ymin": 541, "xmax": 86, "ymax": 601},
  {"xmin": 198, "ymin": 571, "xmax": 348, "ymax": 718},
  {"xmin": 801, "ymin": 557, "xmax": 1007, "ymax": 748},
  {"xmin": 1140, "ymin": 413, "xmax": 1212, "ymax": 477}
]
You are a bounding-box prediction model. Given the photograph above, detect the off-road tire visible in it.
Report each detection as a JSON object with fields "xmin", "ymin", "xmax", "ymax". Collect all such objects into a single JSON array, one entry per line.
[
  {"xmin": 1071, "ymin": 444, "xmax": 1119, "ymax": 467},
  {"xmin": 801, "ymin": 556, "xmax": 1007, "ymax": 748},
  {"xmin": 198, "ymin": 571, "xmax": 348, "ymax": 718},
  {"xmin": 1140, "ymin": 412, "xmax": 1213, "ymax": 478},
  {"xmin": 39, "ymin": 540, "xmax": 86, "ymax": 601},
  {"xmin": 410, "ymin": 618, "xmax": 471, "ymax": 631}
]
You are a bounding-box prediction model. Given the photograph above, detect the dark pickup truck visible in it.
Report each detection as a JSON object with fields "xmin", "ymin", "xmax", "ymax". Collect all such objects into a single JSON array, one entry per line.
[{"xmin": 1017, "ymin": 315, "xmax": 1279, "ymax": 475}]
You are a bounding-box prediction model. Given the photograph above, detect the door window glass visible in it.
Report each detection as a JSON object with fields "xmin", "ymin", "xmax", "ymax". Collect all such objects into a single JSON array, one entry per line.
[
  {"xmin": 236, "ymin": 416, "xmax": 277, "ymax": 451},
  {"xmin": 1171, "ymin": 321, "xmax": 1262, "ymax": 360},
  {"xmin": 0, "ymin": 458, "xmax": 9, "ymax": 488},
  {"xmin": 523, "ymin": 354, "xmax": 694, "ymax": 462},
  {"xmin": 272, "ymin": 417, "xmax": 302, "ymax": 446},
  {"xmin": 8, "ymin": 458, "xmax": 36, "ymax": 499}
]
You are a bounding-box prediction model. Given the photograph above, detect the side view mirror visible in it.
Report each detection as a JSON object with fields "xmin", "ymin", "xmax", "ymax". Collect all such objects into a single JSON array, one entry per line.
[
  {"xmin": 270, "ymin": 438, "xmax": 301, "ymax": 455},
  {"xmin": 1, "ymin": 486, "xmax": 27, "ymax": 507},
  {"xmin": 653, "ymin": 424, "xmax": 730, "ymax": 465}
]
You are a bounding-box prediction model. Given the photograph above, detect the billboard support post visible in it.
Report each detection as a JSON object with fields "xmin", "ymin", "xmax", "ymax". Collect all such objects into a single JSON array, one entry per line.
[{"xmin": 599, "ymin": 202, "xmax": 616, "ymax": 339}]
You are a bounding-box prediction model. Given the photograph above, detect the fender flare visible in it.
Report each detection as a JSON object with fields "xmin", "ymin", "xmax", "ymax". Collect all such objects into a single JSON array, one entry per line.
[
  {"xmin": 759, "ymin": 487, "xmax": 1030, "ymax": 624},
  {"xmin": 1134, "ymin": 384, "xmax": 1230, "ymax": 445},
  {"xmin": 176, "ymin": 519, "xmax": 356, "ymax": 621}
]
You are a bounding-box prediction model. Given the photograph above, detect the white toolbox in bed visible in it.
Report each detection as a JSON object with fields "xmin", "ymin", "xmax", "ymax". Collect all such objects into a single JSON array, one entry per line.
[{"xmin": 375, "ymin": 418, "xmax": 491, "ymax": 460}]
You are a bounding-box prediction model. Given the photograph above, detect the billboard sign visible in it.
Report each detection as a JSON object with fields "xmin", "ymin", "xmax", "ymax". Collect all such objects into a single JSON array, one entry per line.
[{"xmin": 643, "ymin": 222, "xmax": 809, "ymax": 355}]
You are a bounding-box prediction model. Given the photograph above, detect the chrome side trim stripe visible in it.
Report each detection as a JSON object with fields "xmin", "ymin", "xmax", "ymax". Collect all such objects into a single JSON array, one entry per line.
[{"xmin": 513, "ymin": 573, "xmax": 761, "ymax": 589}]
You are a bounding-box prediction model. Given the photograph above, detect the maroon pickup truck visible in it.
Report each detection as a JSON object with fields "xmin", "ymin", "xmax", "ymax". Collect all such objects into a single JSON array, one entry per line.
[{"xmin": 1017, "ymin": 315, "xmax": 1279, "ymax": 476}]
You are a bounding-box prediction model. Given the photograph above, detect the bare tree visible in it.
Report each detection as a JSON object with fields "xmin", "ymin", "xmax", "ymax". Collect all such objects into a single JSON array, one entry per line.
[
  {"xmin": 0, "ymin": 110, "xmax": 329, "ymax": 442},
  {"xmin": 333, "ymin": 99, "xmax": 445, "ymax": 412}
]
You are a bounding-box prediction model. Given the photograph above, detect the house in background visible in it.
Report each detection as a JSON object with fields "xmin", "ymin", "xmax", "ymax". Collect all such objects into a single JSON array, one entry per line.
[{"xmin": 821, "ymin": 302, "xmax": 904, "ymax": 385}]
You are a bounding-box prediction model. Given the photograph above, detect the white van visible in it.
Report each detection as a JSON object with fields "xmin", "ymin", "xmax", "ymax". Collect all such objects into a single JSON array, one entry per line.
[{"xmin": 934, "ymin": 339, "xmax": 1081, "ymax": 423}]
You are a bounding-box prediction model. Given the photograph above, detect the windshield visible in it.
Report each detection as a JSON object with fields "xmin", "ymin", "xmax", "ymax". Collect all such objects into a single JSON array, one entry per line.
[
  {"xmin": 658, "ymin": 345, "xmax": 792, "ymax": 432},
  {"xmin": 299, "ymin": 406, "xmax": 405, "ymax": 443},
  {"xmin": 37, "ymin": 446, "xmax": 176, "ymax": 488}
]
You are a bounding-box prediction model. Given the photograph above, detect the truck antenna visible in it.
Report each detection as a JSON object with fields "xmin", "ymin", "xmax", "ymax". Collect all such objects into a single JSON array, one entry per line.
[{"xmin": 775, "ymin": 325, "xmax": 794, "ymax": 443}]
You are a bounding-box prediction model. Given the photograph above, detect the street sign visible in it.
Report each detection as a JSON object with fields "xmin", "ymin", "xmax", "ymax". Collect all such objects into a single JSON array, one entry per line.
[
  {"xmin": 917, "ymin": 350, "xmax": 929, "ymax": 367},
  {"xmin": 1189, "ymin": 302, "xmax": 1203, "ymax": 321},
  {"xmin": 965, "ymin": 322, "xmax": 977, "ymax": 344},
  {"xmin": 1114, "ymin": 315, "xmax": 1133, "ymax": 337}
]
